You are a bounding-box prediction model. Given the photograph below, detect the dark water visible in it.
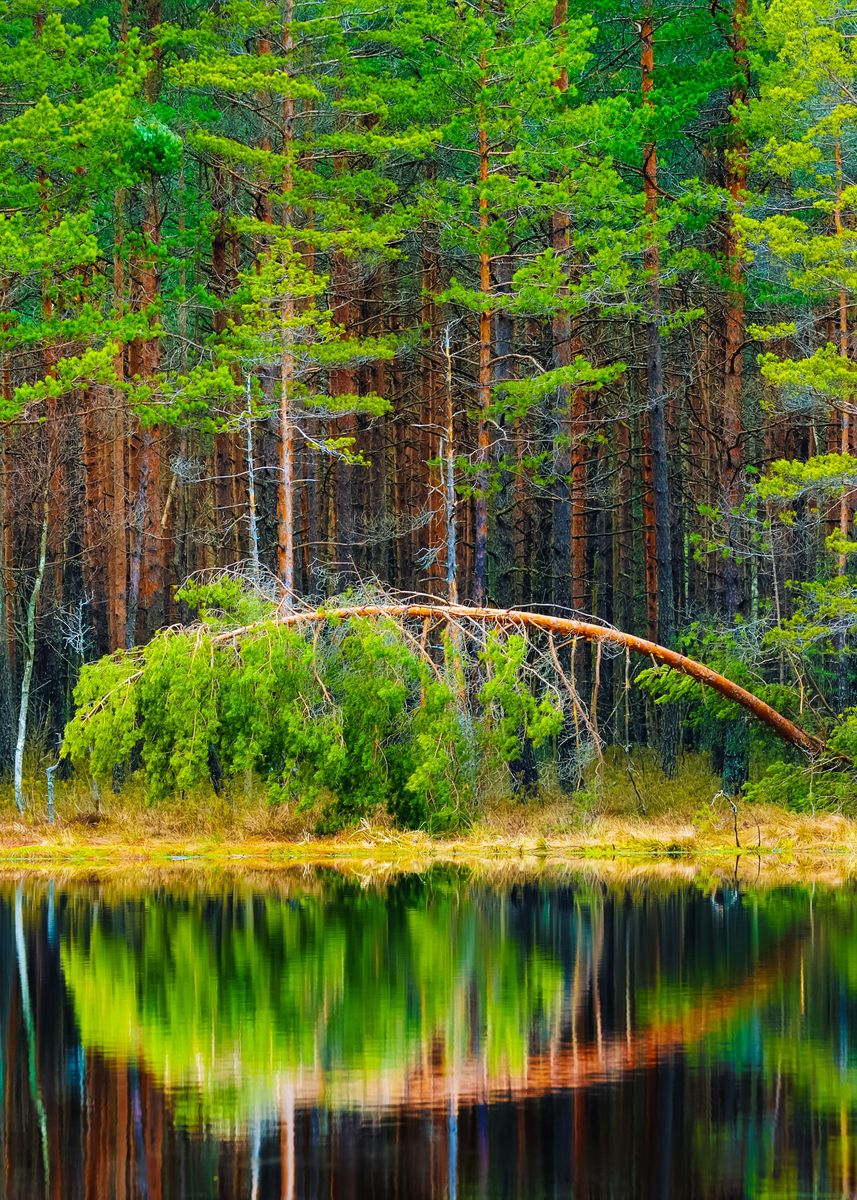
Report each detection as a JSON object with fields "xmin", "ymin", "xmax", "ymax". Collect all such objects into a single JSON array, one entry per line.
[{"xmin": 2, "ymin": 867, "xmax": 856, "ymax": 1198}]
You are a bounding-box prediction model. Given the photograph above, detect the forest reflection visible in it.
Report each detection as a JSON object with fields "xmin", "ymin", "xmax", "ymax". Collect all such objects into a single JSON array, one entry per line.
[{"xmin": 1, "ymin": 868, "xmax": 856, "ymax": 1198}]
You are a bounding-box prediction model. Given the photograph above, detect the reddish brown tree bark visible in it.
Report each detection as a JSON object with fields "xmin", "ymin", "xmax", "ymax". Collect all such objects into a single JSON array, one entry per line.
[
  {"xmin": 720, "ymin": 0, "xmax": 749, "ymax": 618},
  {"xmin": 108, "ymin": 192, "xmax": 128, "ymax": 651},
  {"xmin": 473, "ymin": 51, "xmax": 491, "ymax": 606},
  {"xmin": 640, "ymin": 7, "xmax": 675, "ymax": 649}
]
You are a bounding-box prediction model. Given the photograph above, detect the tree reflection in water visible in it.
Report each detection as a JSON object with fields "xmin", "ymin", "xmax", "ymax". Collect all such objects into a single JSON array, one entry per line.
[{"xmin": 1, "ymin": 869, "xmax": 855, "ymax": 1198}]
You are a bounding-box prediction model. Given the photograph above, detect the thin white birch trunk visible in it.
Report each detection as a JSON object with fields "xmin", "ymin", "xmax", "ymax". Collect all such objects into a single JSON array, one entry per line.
[{"xmin": 14, "ymin": 494, "xmax": 48, "ymax": 814}]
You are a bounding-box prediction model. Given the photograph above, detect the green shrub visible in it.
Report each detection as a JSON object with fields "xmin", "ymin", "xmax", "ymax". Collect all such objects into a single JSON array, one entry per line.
[{"xmin": 63, "ymin": 612, "xmax": 556, "ymax": 832}]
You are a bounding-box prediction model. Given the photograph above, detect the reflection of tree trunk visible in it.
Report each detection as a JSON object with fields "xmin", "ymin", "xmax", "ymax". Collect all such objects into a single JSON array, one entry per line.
[
  {"xmin": 14, "ymin": 883, "xmax": 49, "ymax": 1187},
  {"xmin": 114, "ymin": 1067, "xmax": 129, "ymax": 1200},
  {"xmin": 14, "ymin": 496, "xmax": 48, "ymax": 813},
  {"xmin": 250, "ymin": 1116, "xmax": 262, "ymax": 1200},
  {"xmin": 279, "ymin": 1082, "xmax": 295, "ymax": 1200}
]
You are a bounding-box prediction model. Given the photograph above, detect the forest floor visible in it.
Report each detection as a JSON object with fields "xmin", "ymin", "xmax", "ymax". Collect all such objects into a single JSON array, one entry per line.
[{"xmin": 0, "ymin": 751, "xmax": 856, "ymax": 878}]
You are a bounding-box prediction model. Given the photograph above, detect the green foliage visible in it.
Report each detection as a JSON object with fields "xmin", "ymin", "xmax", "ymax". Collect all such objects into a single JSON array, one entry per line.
[
  {"xmin": 60, "ymin": 873, "xmax": 569, "ymax": 1127},
  {"xmin": 126, "ymin": 117, "xmax": 183, "ymax": 177},
  {"xmin": 637, "ymin": 622, "xmax": 788, "ymax": 728},
  {"xmin": 479, "ymin": 633, "xmax": 563, "ymax": 761},
  {"xmin": 61, "ymin": 651, "xmax": 144, "ymax": 780},
  {"xmin": 765, "ymin": 576, "xmax": 857, "ymax": 655},
  {"xmin": 740, "ymin": 0, "xmax": 857, "ymax": 400},
  {"xmin": 62, "ymin": 609, "xmax": 567, "ymax": 831},
  {"xmin": 175, "ymin": 576, "xmax": 272, "ymax": 626},
  {"xmin": 637, "ymin": 621, "xmax": 812, "ymax": 796},
  {"xmin": 0, "ymin": 0, "xmax": 150, "ymax": 422},
  {"xmin": 755, "ymin": 454, "xmax": 857, "ymax": 505}
]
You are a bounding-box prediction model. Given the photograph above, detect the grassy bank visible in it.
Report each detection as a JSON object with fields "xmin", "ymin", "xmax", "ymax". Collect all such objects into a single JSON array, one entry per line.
[{"xmin": 0, "ymin": 751, "xmax": 853, "ymax": 869}]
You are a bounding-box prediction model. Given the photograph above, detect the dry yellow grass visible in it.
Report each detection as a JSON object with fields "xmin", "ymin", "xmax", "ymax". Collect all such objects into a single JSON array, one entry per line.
[{"xmin": 1, "ymin": 749, "xmax": 856, "ymax": 874}]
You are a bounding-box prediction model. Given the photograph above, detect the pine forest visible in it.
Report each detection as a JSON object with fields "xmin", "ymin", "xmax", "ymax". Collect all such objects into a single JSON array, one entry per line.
[{"xmin": 4, "ymin": 0, "xmax": 857, "ymax": 831}]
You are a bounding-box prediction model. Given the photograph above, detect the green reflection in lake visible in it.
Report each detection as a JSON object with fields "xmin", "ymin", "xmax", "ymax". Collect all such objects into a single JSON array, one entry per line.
[
  {"xmin": 61, "ymin": 872, "xmax": 570, "ymax": 1127},
  {"xmin": 5, "ymin": 869, "xmax": 857, "ymax": 1198}
]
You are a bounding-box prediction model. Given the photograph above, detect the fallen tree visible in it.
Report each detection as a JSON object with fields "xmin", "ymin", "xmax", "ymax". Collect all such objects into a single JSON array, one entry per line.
[
  {"xmin": 59, "ymin": 592, "xmax": 846, "ymax": 829},
  {"xmin": 211, "ymin": 603, "xmax": 829, "ymax": 760}
]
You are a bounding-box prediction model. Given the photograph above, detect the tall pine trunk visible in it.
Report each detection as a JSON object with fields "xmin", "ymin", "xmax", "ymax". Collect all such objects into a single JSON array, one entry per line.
[
  {"xmin": 0, "ymin": 422, "xmax": 13, "ymax": 773},
  {"xmin": 276, "ymin": 0, "xmax": 297, "ymax": 601},
  {"xmin": 473, "ymin": 50, "xmax": 491, "ymax": 605},
  {"xmin": 721, "ymin": 0, "xmax": 748, "ymax": 621},
  {"xmin": 641, "ymin": 5, "xmax": 677, "ymax": 775},
  {"xmin": 108, "ymin": 189, "xmax": 128, "ymax": 650},
  {"xmin": 493, "ymin": 255, "xmax": 516, "ymax": 607},
  {"xmin": 719, "ymin": 0, "xmax": 750, "ymax": 792}
]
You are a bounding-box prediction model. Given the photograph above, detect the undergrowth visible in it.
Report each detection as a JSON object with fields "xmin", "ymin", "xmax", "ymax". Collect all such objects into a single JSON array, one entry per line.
[{"xmin": 58, "ymin": 582, "xmax": 565, "ymax": 833}]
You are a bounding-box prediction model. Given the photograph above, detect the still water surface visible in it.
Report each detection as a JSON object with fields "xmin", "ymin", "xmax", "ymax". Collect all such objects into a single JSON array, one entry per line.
[{"xmin": 1, "ymin": 867, "xmax": 854, "ymax": 1197}]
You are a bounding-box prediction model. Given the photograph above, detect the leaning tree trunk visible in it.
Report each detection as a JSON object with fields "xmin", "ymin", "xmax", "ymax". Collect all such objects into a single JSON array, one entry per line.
[
  {"xmin": 89, "ymin": 602, "xmax": 839, "ymax": 773},
  {"xmin": 201, "ymin": 603, "xmax": 832, "ymax": 761}
]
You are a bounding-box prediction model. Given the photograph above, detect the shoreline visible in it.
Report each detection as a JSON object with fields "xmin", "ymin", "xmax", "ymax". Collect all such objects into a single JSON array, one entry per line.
[{"xmin": 2, "ymin": 805, "xmax": 857, "ymax": 879}]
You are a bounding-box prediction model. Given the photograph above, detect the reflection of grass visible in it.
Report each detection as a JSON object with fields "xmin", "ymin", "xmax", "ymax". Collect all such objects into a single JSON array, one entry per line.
[
  {"xmin": 54, "ymin": 868, "xmax": 857, "ymax": 1200},
  {"xmin": 57, "ymin": 871, "xmax": 826, "ymax": 1131},
  {"xmin": 60, "ymin": 880, "xmax": 566, "ymax": 1127}
]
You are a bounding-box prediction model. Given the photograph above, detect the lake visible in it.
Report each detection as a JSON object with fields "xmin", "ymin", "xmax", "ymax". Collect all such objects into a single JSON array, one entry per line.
[{"xmin": 0, "ymin": 864, "xmax": 853, "ymax": 1198}]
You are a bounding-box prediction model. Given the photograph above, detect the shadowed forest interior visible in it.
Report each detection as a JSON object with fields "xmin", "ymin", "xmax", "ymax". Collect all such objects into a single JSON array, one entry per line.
[{"xmin": 4, "ymin": 0, "xmax": 857, "ymax": 820}]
